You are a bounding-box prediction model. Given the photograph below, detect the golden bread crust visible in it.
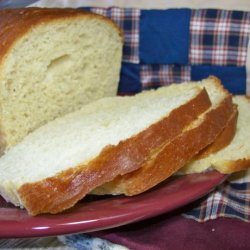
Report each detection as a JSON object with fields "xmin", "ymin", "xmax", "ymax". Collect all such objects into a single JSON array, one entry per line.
[
  {"xmin": 0, "ymin": 7, "xmax": 123, "ymax": 65},
  {"xmin": 18, "ymin": 88, "xmax": 211, "ymax": 215},
  {"xmin": 214, "ymin": 159, "xmax": 250, "ymax": 174},
  {"xmin": 93, "ymin": 93, "xmax": 233, "ymax": 196},
  {"xmin": 195, "ymin": 104, "xmax": 238, "ymax": 159}
]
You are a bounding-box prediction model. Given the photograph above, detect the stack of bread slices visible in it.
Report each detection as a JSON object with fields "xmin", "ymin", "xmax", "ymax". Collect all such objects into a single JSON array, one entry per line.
[{"xmin": 0, "ymin": 8, "xmax": 249, "ymax": 216}]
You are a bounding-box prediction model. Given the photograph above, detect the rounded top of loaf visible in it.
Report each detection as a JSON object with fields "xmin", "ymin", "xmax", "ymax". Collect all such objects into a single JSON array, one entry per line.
[{"xmin": 0, "ymin": 7, "xmax": 123, "ymax": 65}]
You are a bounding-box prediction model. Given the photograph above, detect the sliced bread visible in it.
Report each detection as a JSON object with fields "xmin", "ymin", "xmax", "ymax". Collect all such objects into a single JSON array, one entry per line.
[
  {"xmin": 180, "ymin": 96, "xmax": 250, "ymax": 174},
  {"xmin": 0, "ymin": 82, "xmax": 210, "ymax": 215},
  {"xmin": 193, "ymin": 104, "xmax": 238, "ymax": 160},
  {"xmin": 92, "ymin": 76, "xmax": 234, "ymax": 196},
  {"xmin": 0, "ymin": 8, "xmax": 123, "ymax": 154}
]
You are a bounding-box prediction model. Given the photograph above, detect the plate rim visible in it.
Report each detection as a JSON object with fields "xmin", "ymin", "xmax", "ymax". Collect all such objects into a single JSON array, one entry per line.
[{"xmin": 0, "ymin": 171, "xmax": 227, "ymax": 238}]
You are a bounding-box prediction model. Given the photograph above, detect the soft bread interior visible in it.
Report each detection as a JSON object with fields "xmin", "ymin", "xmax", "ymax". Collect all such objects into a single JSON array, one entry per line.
[
  {"xmin": 0, "ymin": 17, "xmax": 122, "ymax": 150},
  {"xmin": 180, "ymin": 96, "xmax": 250, "ymax": 174},
  {"xmin": 0, "ymin": 83, "xmax": 203, "ymax": 206}
]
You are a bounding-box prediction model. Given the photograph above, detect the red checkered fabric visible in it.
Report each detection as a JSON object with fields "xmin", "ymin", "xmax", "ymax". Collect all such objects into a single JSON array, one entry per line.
[
  {"xmin": 140, "ymin": 64, "xmax": 191, "ymax": 89},
  {"xmin": 183, "ymin": 181, "xmax": 250, "ymax": 222},
  {"xmin": 189, "ymin": 9, "xmax": 250, "ymax": 66},
  {"xmin": 91, "ymin": 7, "xmax": 140, "ymax": 63}
]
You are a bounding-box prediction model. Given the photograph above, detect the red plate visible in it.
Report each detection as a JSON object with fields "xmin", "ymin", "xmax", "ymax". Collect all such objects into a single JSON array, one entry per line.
[{"xmin": 0, "ymin": 171, "xmax": 227, "ymax": 238}]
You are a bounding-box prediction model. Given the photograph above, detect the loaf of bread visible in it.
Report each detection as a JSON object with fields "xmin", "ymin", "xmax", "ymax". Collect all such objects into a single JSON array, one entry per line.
[
  {"xmin": 0, "ymin": 8, "xmax": 123, "ymax": 154},
  {"xmin": 179, "ymin": 96, "xmax": 250, "ymax": 174},
  {"xmin": 0, "ymin": 82, "xmax": 210, "ymax": 215},
  {"xmin": 92, "ymin": 76, "xmax": 234, "ymax": 196}
]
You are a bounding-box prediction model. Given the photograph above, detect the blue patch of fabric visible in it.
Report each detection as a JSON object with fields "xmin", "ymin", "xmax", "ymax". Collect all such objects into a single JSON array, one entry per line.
[
  {"xmin": 140, "ymin": 9, "xmax": 191, "ymax": 64},
  {"xmin": 78, "ymin": 7, "xmax": 91, "ymax": 12},
  {"xmin": 205, "ymin": 9, "xmax": 218, "ymax": 18},
  {"xmin": 118, "ymin": 63, "xmax": 141, "ymax": 94},
  {"xmin": 191, "ymin": 65, "xmax": 246, "ymax": 94}
]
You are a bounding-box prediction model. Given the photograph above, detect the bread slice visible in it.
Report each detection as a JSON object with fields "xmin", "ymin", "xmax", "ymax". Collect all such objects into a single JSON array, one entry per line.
[
  {"xmin": 0, "ymin": 8, "xmax": 123, "ymax": 154},
  {"xmin": 0, "ymin": 82, "xmax": 210, "ymax": 215},
  {"xmin": 193, "ymin": 104, "xmax": 238, "ymax": 160},
  {"xmin": 180, "ymin": 96, "xmax": 250, "ymax": 174},
  {"xmin": 92, "ymin": 76, "xmax": 233, "ymax": 196}
]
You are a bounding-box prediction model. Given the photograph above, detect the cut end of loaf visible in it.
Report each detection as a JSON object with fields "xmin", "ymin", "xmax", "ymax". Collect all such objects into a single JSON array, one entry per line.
[{"xmin": 0, "ymin": 8, "xmax": 123, "ymax": 152}]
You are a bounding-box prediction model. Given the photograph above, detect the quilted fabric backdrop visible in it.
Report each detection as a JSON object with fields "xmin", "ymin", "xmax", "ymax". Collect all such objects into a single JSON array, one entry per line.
[{"xmin": 80, "ymin": 7, "xmax": 250, "ymax": 95}]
